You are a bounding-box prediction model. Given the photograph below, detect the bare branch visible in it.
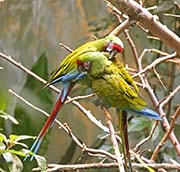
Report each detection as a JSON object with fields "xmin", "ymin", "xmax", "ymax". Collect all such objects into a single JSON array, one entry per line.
[
  {"xmin": 133, "ymin": 122, "xmax": 158, "ymax": 153},
  {"xmin": 134, "ymin": 52, "xmax": 177, "ymax": 77},
  {"xmin": 59, "ymin": 43, "xmax": 73, "ymax": 53},
  {"xmin": 106, "ymin": 0, "xmax": 180, "ymax": 56},
  {"xmin": 109, "ymin": 18, "xmax": 132, "ymax": 36},
  {"xmin": 151, "ymin": 105, "xmax": 180, "ymax": 161},
  {"xmin": 159, "ymin": 84, "xmax": 180, "ymax": 110},
  {"xmin": 103, "ymin": 107, "xmax": 125, "ymax": 172},
  {"xmin": 32, "ymin": 162, "xmax": 180, "ymax": 171},
  {"xmin": 65, "ymin": 93, "xmax": 95, "ymax": 104}
]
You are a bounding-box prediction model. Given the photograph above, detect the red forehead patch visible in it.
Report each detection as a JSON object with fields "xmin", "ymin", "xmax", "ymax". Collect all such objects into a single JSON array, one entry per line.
[
  {"xmin": 76, "ymin": 59, "xmax": 83, "ymax": 65},
  {"xmin": 113, "ymin": 44, "xmax": 123, "ymax": 53}
]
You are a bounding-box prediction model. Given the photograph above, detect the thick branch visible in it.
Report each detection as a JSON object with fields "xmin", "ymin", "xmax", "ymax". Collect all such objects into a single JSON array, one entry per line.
[
  {"xmin": 33, "ymin": 162, "xmax": 180, "ymax": 171},
  {"xmin": 107, "ymin": 0, "xmax": 180, "ymax": 56}
]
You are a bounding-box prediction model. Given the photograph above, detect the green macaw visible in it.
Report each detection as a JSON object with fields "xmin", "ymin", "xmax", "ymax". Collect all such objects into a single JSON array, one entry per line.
[
  {"xmin": 25, "ymin": 35, "xmax": 124, "ymax": 160},
  {"xmin": 76, "ymin": 46, "xmax": 162, "ymax": 171},
  {"xmin": 77, "ymin": 51, "xmax": 161, "ymax": 120}
]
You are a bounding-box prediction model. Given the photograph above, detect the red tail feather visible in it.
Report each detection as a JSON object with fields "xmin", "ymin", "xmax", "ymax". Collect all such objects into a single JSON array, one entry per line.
[{"xmin": 39, "ymin": 96, "xmax": 63, "ymax": 138}]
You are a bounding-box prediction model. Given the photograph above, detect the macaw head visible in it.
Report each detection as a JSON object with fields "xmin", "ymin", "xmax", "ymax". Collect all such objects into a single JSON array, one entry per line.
[{"xmin": 104, "ymin": 35, "xmax": 124, "ymax": 60}]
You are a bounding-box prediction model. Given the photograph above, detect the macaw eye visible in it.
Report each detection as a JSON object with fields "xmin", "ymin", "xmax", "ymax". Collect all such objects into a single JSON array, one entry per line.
[
  {"xmin": 83, "ymin": 61, "xmax": 91, "ymax": 71},
  {"xmin": 106, "ymin": 42, "xmax": 114, "ymax": 52},
  {"xmin": 76, "ymin": 60, "xmax": 91, "ymax": 72}
]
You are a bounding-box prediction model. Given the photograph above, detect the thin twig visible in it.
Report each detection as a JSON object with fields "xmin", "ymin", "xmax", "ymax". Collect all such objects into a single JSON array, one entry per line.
[
  {"xmin": 65, "ymin": 93, "xmax": 95, "ymax": 104},
  {"xmin": 103, "ymin": 0, "xmax": 128, "ymax": 19},
  {"xmin": 164, "ymin": 14, "xmax": 180, "ymax": 18},
  {"xmin": 151, "ymin": 105, "xmax": 180, "ymax": 160},
  {"xmin": 153, "ymin": 67, "xmax": 167, "ymax": 92},
  {"xmin": 159, "ymin": 84, "xmax": 180, "ymax": 109},
  {"xmin": 63, "ymin": 123, "xmax": 117, "ymax": 160},
  {"xmin": 109, "ymin": 18, "xmax": 132, "ymax": 36},
  {"xmin": 133, "ymin": 122, "xmax": 158, "ymax": 153},
  {"xmin": 59, "ymin": 43, "xmax": 73, "ymax": 53},
  {"xmin": 103, "ymin": 107, "xmax": 125, "ymax": 172},
  {"xmin": 134, "ymin": 52, "xmax": 177, "ymax": 77}
]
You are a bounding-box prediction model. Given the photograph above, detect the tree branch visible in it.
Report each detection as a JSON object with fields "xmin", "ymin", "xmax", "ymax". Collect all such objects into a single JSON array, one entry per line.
[
  {"xmin": 151, "ymin": 105, "xmax": 180, "ymax": 160},
  {"xmin": 32, "ymin": 162, "xmax": 180, "ymax": 171},
  {"xmin": 106, "ymin": 0, "xmax": 180, "ymax": 56}
]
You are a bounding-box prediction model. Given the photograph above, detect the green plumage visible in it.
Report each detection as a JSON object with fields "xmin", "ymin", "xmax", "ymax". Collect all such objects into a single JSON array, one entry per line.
[
  {"xmin": 83, "ymin": 53, "xmax": 146, "ymax": 111},
  {"xmin": 45, "ymin": 35, "xmax": 160, "ymax": 172},
  {"xmin": 49, "ymin": 35, "xmax": 122, "ymax": 83},
  {"xmin": 49, "ymin": 34, "xmax": 146, "ymax": 112}
]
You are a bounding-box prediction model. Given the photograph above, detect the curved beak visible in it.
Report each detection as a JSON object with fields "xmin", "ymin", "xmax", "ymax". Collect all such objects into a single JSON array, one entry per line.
[{"xmin": 109, "ymin": 49, "xmax": 118, "ymax": 60}]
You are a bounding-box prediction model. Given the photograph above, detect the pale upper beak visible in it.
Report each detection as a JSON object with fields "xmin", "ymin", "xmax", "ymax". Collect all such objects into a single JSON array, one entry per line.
[{"xmin": 109, "ymin": 49, "xmax": 118, "ymax": 60}]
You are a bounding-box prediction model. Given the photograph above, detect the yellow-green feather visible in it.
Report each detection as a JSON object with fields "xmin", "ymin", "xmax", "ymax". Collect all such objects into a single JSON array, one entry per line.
[
  {"xmin": 87, "ymin": 54, "xmax": 146, "ymax": 111},
  {"xmin": 48, "ymin": 35, "xmax": 121, "ymax": 84}
]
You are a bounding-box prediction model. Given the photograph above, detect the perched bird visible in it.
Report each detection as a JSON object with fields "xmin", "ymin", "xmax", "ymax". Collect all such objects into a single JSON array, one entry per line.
[
  {"xmin": 76, "ymin": 47, "xmax": 162, "ymax": 171},
  {"xmin": 25, "ymin": 35, "xmax": 124, "ymax": 160},
  {"xmin": 76, "ymin": 53, "xmax": 161, "ymax": 120}
]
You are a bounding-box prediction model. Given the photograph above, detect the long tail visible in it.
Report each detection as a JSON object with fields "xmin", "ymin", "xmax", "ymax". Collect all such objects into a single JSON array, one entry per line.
[
  {"xmin": 125, "ymin": 107, "xmax": 162, "ymax": 121},
  {"xmin": 24, "ymin": 82, "xmax": 73, "ymax": 161},
  {"xmin": 118, "ymin": 110, "xmax": 133, "ymax": 172}
]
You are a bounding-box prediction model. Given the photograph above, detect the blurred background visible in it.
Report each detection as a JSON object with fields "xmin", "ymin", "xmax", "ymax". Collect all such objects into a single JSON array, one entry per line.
[{"xmin": 0, "ymin": 0, "xmax": 179, "ymax": 171}]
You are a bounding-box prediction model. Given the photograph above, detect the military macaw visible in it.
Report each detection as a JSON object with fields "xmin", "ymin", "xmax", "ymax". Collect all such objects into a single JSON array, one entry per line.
[
  {"xmin": 25, "ymin": 35, "xmax": 124, "ymax": 160},
  {"xmin": 76, "ymin": 47, "xmax": 162, "ymax": 171}
]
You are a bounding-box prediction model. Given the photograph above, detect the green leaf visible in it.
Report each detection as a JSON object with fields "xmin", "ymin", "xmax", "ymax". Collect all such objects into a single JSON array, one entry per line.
[
  {"xmin": 9, "ymin": 134, "xmax": 36, "ymax": 142},
  {"xmin": 135, "ymin": 153, "xmax": 155, "ymax": 172},
  {"xmin": 1, "ymin": 149, "xmax": 26, "ymax": 157},
  {"xmin": 9, "ymin": 135, "xmax": 36, "ymax": 148},
  {"xmin": 2, "ymin": 152, "xmax": 23, "ymax": 172},
  {"xmin": 128, "ymin": 117, "xmax": 152, "ymax": 133},
  {"xmin": 0, "ymin": 111, "xmax": 19, "ymax": 124},
  {"xmin": 0, "ymin": 142, "xmax": 6, "ymax": 151},
  {"xmin": 0, "ymin": 89, "xmax": 6, "ymax": 111},
  {"xmin": 33, "ymin": 155, "xmax": 47, "ymax": 172},
  {"xmin": 0, "ymin": 133, "xmax": 7, "ymax": 142}
]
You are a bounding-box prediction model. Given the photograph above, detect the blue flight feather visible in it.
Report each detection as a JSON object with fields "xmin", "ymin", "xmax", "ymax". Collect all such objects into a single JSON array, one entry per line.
[{"xmin": 124, "ymin": 108, "xmax": 162, "ymax": 120}]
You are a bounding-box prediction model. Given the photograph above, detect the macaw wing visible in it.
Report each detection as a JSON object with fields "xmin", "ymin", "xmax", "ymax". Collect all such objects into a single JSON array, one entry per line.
[{"xmin": 101, "ymin": 73, "xmax": 146, "ymax": 110}]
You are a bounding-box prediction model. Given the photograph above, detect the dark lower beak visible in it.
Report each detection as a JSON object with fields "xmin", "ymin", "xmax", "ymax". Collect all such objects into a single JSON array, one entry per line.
[{"xmin": 109, "ymin": 49, "xmax": 118, "ymax": 60}]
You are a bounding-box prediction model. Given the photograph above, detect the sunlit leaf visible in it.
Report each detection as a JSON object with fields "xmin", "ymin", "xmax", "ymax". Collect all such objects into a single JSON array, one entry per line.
[
  {"xmin": 0, "ymin": 133, "xmax": 6, "ymax": 142},
  {"xmin": 1, "ymin": 149, "xmax": 26, "ymax": 157},
  {"xmin": 0, "ymin": 90, "xmax": 6, "ymax": 111},
  {"xmin": 3, "ymin": 152, "xmax": 23, "ymax": 172},
  {"xmin": 0, "ymin": 110, "xmax": 19, "ymax": 124},
  {"xmin": 9, "ymin": 134, "xmax": 36, "ymax": 148},
  {"xmin": 34, "ymin": 155, "xmax": 47, "ymax": 172},
  {"xmin": 9, "ymin": 134, "xmax": 36, "ymax": 142},
  {"xmin": 0, "ymin": 142, "xmax": 6, "ymax": 151},
  {"xmin": 0, "ymin": 167, "xmax": 6, "ymax": 172}
]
